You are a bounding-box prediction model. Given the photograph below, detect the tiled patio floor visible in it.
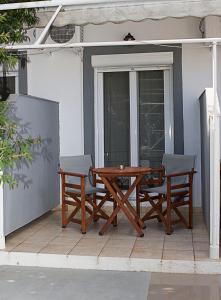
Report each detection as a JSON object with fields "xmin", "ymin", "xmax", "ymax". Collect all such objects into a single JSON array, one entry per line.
[{"xmin": 4, "ymin": 207, "xmax": 209, "ymax": 262}]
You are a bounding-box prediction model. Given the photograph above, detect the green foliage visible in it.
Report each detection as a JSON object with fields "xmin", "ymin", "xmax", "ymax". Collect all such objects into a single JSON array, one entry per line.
[
  {"xmin": 0, "ymin": 0, "xmax": 39, "ymax": 68},
  {"xmin": 0, "ymin": 1, "xmax": 40, "ymax": 187},
  {"xmin": 0, "ymin": 101, "xmax": 41, "ymax": 188}
]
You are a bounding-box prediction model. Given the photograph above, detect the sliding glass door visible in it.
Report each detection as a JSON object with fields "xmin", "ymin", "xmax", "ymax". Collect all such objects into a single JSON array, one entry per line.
[
  {"xmin": 103, "ymin": 72, "xmax": 130, "ymax": 167},
  {"xmin": 95, "ymin": 67, "xmax": 173, "ymax": 169}
]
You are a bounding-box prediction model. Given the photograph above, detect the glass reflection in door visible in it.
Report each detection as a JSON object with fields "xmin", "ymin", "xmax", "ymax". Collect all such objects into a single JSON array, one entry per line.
[
  {"xmin": 138, "ymin": 70, "xmax": 165, "ymax": 168},
  {"xmin": 103, "ymin": 72, "xmax": 130, "ymax": 170}
]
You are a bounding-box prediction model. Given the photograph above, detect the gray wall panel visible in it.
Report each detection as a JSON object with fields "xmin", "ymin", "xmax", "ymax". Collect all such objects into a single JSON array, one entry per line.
[
  {"xmin": 199, "ymin": 90, "xmax": 210, "ymax": 230},
  {"xmin": 83, "ymin": 45, "xmax": 184, "ymax": 159},
  {"xmin": 3, "ymin": 94, "xmax": 60, "ymax": 235}
]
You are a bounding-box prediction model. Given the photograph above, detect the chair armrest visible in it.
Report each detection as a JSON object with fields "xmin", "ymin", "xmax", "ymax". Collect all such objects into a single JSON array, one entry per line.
[
  {"xmin": 165, "ymin": 170, "xmax": 196, "ymax": 178},
  {"xmin": 58, "ymin": 170, "xmax": 87, "ymax": 178}
]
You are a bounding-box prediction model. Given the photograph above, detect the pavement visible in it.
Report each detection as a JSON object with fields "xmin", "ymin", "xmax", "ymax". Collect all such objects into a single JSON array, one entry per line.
[{"xmin": 0, "ymin": 266, "xmax": 220, "ymax": 300}]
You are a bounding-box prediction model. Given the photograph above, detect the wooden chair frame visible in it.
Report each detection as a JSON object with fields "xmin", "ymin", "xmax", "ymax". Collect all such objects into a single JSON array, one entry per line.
[
  {"xmin": 59, "ymin": 169, "xmax": 114, "ymax": 234},
  {"xmin": 137, "ymin": 167, "xmax": 195, "ymax": 234}
]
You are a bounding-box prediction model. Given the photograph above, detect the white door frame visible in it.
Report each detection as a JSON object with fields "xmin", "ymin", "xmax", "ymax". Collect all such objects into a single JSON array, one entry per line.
[{"xmin": 93, "ymin": 55, "xmax": 174, "ymax": 168}]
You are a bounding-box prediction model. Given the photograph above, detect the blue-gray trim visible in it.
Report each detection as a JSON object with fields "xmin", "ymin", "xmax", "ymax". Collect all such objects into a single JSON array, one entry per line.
[
  {"xmin": 83, "ymin": 45, "xmax": 183, "ymax": 159},
  {"xmin": 18, "ymin": 52, "xmax": 28, "ymax": 95}
]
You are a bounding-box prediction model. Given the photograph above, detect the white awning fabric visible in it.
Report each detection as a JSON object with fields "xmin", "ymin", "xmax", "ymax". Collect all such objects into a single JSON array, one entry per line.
[{"xmin": 36, "ymin": 0, "xmax": 221, "ymax": 27}]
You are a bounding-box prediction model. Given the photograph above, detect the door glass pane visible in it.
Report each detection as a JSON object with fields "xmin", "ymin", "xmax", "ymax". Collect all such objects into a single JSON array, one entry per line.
[
  {"xmin": 138, "ymin": 70, "xmax": 165, "ymax": 168},
  {"xmin": 104, "ymin": 72, "xmax": 130, "ymax": 171}
]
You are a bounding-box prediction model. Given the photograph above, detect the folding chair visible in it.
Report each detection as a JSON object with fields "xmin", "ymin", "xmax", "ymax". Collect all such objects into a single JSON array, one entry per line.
[
  {"xmin": 136, "ymin": 154, "xmax": 196, "ymax": 234},
  {"xmin": 58, "ymin": 155, "xmax": 114, "ymax": 234}
]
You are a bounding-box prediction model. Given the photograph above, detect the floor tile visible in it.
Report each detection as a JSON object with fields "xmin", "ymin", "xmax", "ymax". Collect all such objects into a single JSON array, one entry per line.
[
  {"xmin": 165, "ymin": 233, "xmax": 192, "ymax": 242},
  {"xmin": 131, "ymin": 248, "xmax": 162, "ymax": 259},
  {"xmin": 100, "ymin": 246, "xmax": 132, "ymax": 258},
  {"xmin": 69, "ymin": 246, "xmax": 103, "ymax": 256},
  {"xmin": 164, "ymin": 241, "xmax": 193, "ymax": 251},
  {"xmin": 12, "ymin": 242, "xmax": 47, "ymax": 253},
  {"xmin": 139, "ymin": 235, "xmax": 165, "ymax": 242},
  {"xmin": 134, "ymin": 239, "xmax": 164, "ymax": 249},
  {"xmin": 194, "ymin": 250, "xmax": 210, "ymax": 261},
  {"xmin": 110, "ymin": 232, "xmax": 138, "ymax": 239},
  {"xmin": 105, "ymin": 238, "xmax": 135, "ymax": 248},
  {"xmin": 163, "ymin": 249, "xmax": 194, "ymax": 261},
  {"xmin": 24, "ymin": 235, "xmax": 57, "ymax": 243},
  {"xmin": 40, "ymin": 243, "xmax": 75, "ymax": 255},
  {"xmin": 192, "ymin": 234, "xmax": 209, "ymax": 242},
  {"xmin": 1, "ymin": 241, "xmax": 21, "ymax": 252},
  {"xmin": 59, "ymin": 228, "xmax": 83, "ymax": 237},
  {"xmin": 193, "ymin": 242, "xmax": 209, "ymax": 251},
  {"xmin": 76, "ymin": 238, "xmax": 107, "ymax": 248},
  {"xmin": 49, "ymin": 236, "xmax": 82, "ymax": 245}
]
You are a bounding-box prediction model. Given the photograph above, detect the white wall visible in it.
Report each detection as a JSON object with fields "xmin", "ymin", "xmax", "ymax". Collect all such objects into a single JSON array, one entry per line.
[{"xmin": 27, "ymin": 29, "xmax": 84, "ymax": 156}]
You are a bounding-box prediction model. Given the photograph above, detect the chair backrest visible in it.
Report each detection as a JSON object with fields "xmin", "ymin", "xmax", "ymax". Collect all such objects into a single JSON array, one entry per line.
[
  {"xmin": 162, "ymin": 154, "xmax": 195, "ymax": 184},
  {"xmin": 59, "ymin": 155, "xmax": 93, "ymax": 187},
  {"xmin": 60, "ymin": 155, "xmax": 93, "ymax": 174},
  {"xmin": 140, "ymin": 160, "xmax": 150, "ymax": 167}
]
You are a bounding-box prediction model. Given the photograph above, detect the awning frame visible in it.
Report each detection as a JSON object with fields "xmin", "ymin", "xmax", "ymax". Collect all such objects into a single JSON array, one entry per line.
[{"xmin": 0, "ymin": 0, "xmax": 136, "ymax": 10}]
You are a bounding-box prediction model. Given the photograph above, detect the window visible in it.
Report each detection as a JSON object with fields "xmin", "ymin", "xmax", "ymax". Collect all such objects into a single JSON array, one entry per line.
[{"xmin": 0, "ymin": 75, "xmax": 17, "ymax": 100}]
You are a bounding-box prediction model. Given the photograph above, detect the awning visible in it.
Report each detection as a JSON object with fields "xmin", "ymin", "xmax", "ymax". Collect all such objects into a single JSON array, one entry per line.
[{"xmin": 36, "ymin": 0, "xmax": 221, "ymax": 27}]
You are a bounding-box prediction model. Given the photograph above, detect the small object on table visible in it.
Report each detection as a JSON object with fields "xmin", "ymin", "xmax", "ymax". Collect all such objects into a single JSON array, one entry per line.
[
  {"xmin": 92, "ymin": 166, "xmax": 150, "ymax": 237},
  {"xmin": 119, "ymin": 164, "xmax": 125, "ymax": 170}
]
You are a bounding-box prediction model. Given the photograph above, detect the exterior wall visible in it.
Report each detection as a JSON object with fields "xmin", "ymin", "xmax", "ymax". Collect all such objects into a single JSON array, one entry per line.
[
  {"xmin": 27, "ymin": 29, "xmax": 84, "ymax": 156},
  {"xmin": 26, "ymin": 17, "xmax": 218, "ymax": 206}
]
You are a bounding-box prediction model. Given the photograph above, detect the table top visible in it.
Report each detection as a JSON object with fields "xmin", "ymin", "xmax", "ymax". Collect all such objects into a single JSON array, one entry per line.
[{"xmin": 92, "ymin": 166, "xmax": 151, "ymax": 177}]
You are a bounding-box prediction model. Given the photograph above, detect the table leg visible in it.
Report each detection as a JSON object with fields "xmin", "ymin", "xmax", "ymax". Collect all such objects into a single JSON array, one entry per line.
[
  {"xmin": 99, "ymin": 176, "xmax": 144, "ymax": 237},
  {"xmin": 112, "ymin": 176, "xmax": 145, "ymax": 229}
]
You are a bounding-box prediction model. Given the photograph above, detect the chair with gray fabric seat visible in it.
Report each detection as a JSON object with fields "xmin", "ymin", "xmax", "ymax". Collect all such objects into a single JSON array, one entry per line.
[
  {"xmin": 136, "ymin": 154, "xmax": 196, "ymax": 234},
  {"xmin": 59, "ymin": 155, "xmax": 114, "ymax": 234}
]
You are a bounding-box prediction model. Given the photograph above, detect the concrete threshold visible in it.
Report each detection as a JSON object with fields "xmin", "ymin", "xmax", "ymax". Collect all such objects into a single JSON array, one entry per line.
[{"xmin": 0, "ymin": 251, "xmax": 220, "ymax": 275}]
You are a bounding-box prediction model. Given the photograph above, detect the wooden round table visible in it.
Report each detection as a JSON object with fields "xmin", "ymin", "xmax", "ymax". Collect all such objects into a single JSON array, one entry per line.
[{"xmin": 92, "ymin": 166, "xmax": 150, "ymax": 237}]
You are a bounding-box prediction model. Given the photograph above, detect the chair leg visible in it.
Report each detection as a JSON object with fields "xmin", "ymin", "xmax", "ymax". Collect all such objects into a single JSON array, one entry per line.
[
  {"xmin": 62, "ymin": 207, "xmax": 67, "ymax": 228},
  {"xmin": 81, "ymin": 194, "xmax": 87, "ymax": 234},
  {"xmin": 136, "ymin": 187, "xmax": 141, "ymax": 218},
  {"xmin": 188, "ymin": 195, "xmax": 193, "ymax": 229},
  {"xmin": 61, "ymin": 196, "xmax": 67, "ymax": 228},
  {"xmin": 166, "ymin": 194, "xmax": 173, "ymax": 235},
  {"xmin": 61, "ymin": 174, "xmax": 67, "ymax": 228},
  {"xmin": 113, "ymin": 200, "xmax": 118, "ymax": 227},
  {"xmin": 157, "ymin": 195, "xmax": 163, "ymax": 223},
  {"xmin": 93, "ymin": 192, "xmax": 99, "ymax": 222}
]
